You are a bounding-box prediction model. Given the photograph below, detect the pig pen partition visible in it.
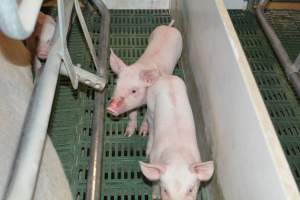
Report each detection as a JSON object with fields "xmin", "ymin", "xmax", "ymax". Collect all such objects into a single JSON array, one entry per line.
[
  {"xmin": 48, "ymin": 7, "xmax": 201, "ymax": 200},
  {"xmin": 0, "ymin": 0, "xmax": 108, "ymax": 199},
  {"xmin": 171, "ymin": 0, "xmax": 300, "ymax": 199},
  {"xmin": 47, "ymin": 1, "xmax": 300, "ymax": 200},
  {"xmin": 9, "ymin": 0, "xmax": 300, "ymax": 200}
]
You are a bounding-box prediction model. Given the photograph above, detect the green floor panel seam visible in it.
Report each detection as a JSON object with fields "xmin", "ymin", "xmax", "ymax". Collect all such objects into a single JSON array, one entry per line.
[{"xmin": 229, "ymin": 10, "xmax": 300, "ymax": 188}]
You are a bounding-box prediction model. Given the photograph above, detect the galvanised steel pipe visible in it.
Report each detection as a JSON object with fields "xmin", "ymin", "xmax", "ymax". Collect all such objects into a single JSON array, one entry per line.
[
  {"xmin": 0, "ymin": 0, "xmax": 43, "ymax": 40},
  {"xmin": 3, "ymin": 1, "xmax": 74, "ymax": 200},
  {"xmin": 86, "ymin": 0, "xmax": 110, "ymax": 199},
  {"xmin": 91, "ymin": 0, "xmax": 110, "ymax": 79},
  {"xmin": 256, "ymin": 0, "xmax": 300, "ymax": 98}
]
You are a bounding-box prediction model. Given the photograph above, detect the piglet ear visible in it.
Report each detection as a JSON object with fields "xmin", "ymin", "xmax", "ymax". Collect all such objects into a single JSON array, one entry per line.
[
  {"xmin": 190, "ymin": 161, "xmax": 214, "ymax": 181},
  {"xmin": 110, "ymin": 49, "xmax": 127, "ymax": 74},
  {"xmin": 139, "ymin": 161, "xmax": 166, "ymax": 181},
  {"xmin": 139, "ymin": 68, "xmax": 160, "ymax": 86}
]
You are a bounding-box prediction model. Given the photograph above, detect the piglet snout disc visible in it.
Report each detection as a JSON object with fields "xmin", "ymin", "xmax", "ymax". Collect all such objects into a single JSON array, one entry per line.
[{"xmin": 107, "ymin": 98, "xmax": 124, "ymax": 116}]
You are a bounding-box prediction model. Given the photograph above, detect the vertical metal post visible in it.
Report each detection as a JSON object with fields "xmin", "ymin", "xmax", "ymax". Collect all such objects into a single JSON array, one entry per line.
[{"xmin": 86, "ymin": 0, "xmax": 110, "ymax": 200}]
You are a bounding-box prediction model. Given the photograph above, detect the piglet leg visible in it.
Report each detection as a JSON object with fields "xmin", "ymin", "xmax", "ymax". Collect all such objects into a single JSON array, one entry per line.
[
  {"xmin": 146, "ymin": 133, "xmax": 153, "ymax": 158},
  {"xmin": 124, "ymin": 111, "xmax": 137, "ymax": 137},
  {"xmin": 152, "ymin": 183, "xmax": 161, "ymax": 200},
  {"xmin": 146, "ymin": 113, "xmax": 153, "ymax": 157},
  {"xmin": 139, "ymin": 111, "xmax": 149, "ymax": 136}
]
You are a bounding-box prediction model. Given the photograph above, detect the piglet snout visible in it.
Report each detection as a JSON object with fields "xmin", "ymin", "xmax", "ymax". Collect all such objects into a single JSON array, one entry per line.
[
  {"xmin": 37, "ymin": 46, "xmax": 49, "ymax": 59},
  {"xmin": 107, "ymin": 97, "xmax": 124, "ymax": 116},
  {"xmin": 37, "ymin": 52, "xmax": 48, "ymax": 60}
]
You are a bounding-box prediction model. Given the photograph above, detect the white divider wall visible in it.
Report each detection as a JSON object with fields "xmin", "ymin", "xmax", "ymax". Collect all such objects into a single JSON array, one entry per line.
[
  {"xmin": 172, "ymin": 0, "xmax": 300, "ymax": 199},
  {"xmin": 102, "ymin": 0, "xmax": 169, "ymax": 9}
]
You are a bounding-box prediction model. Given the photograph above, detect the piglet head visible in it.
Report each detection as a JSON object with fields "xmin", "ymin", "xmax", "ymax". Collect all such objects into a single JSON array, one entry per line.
[
  {"xmin": 139, "ymin": 161, "xmax": 214, "ymax": 200},
  {"xmin": 107, "ymin": 49, "xmax": 160, "ymax": 116}
]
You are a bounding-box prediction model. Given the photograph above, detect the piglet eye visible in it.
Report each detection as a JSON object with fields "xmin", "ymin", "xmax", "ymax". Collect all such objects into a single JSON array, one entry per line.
[
  {"xmin": 131, "ymin": 89, "xmax": 136, "ymax": 94},
  {"xmin": 163, "ymin": 189, "xmax": 167, "ymax": 193},
  {"xmin": 188, "ymin": 188, "xmax": 193, "ymax": 193}
]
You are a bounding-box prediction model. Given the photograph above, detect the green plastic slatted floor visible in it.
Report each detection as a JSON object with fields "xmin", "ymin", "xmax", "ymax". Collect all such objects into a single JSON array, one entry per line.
[
  {"xmin": 101, "ymin": 10, "xmax": 207, "ymax": 200},
  {"xmin": 48, "ymin": 9, "xmax": 207, "ymax": 200},
  {"xmin": 229, "ymin": 10, "xmax": 300, "ymax": 188},
  {"xmin": 265, "ymin": 10, "xmax": 300, "ymax": 61}
]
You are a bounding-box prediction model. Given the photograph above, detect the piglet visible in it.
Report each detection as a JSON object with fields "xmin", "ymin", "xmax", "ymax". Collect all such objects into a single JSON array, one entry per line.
[
  {"xmin": 138, "ymin": 73, "xmax": 214, "ymax": 200},
  {"xmin": 26, "ymin": 12, "xmax": 56, "ymax": 59},
  {"xmin": 25, "ymin": 12, "xmax": 56, "ymax": 76},
  {"xmin": 107, "ymin": 20, "xmax": 182, "ymax": 137}
]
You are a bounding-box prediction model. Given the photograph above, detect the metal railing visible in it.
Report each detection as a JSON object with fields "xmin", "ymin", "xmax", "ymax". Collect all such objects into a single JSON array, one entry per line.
[
  {"xmin": 86, "ymin": 0, "xmax": 110, "ymax": 200},
  {"xmin": 0, "ymin": 0, "xmax": 109, "ymax": 199},
  {"xmin": 256, "ymin": 0, "xmax": 300, "ymax": 98}
]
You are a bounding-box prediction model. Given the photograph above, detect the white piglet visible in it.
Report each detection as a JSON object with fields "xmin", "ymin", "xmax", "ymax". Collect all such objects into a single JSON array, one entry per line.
[
  {"xmin": 107, "ymin": 20, "xmax": 182, "ymax": 137},
  {"xmin": 26, "ymin": 12, "xmax": 56, "ymax": 59},
  {"xmin": 139, "ymin": 74, "xmax": 214, "ymax": 200}
]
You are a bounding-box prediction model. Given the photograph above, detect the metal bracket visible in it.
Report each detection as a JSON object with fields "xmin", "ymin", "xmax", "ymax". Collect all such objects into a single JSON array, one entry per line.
[
  {"xmin": 74, "ymin": 0, "xmax": 102, "ymax": 74},
  {"xmin": 57, "ymin": 0, "xmax": 106, "ymax": 90},
  {"xmin": 57, "ymin": 0, "xmax": 78, "ymax": 89},
  {"xmin": 60, "ymin": 65, "xmax": 106, "ymax": 91}
]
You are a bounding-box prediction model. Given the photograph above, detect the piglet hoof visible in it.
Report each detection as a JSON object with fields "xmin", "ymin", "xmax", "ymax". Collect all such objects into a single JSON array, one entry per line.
[
  {"xmin": 152, "ymin": 193, "xmax": 160, "ymax": 200},
  {"xmin": 138, "ymin": 127, "xmax": 148, "ymax": 136},
  {"xmin": 152, "ymin": 188, "xmax": 161, "ymax": 200},
  {"xmin": 139, "ymin": 121, "xmax": 149, "ymax": 136},
  {"xmin": 124, "ymin": 122, "xmax": 137, "ymax": 137}
]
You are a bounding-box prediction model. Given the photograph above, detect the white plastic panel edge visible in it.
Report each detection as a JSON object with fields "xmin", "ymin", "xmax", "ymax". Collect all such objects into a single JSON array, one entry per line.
[{"xmin": 175, "ymin": 0, "xmax": 300, "ymax": 199}]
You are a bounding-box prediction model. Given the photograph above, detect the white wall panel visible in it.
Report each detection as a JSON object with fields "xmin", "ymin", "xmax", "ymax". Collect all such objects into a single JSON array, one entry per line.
[
  {"xmin": 172, "ymin": 0, "xmax": 300, "ymax": 199},
  {"xmin": 102, "ymin": 0, "xmax": 169, "ymax": 9}
]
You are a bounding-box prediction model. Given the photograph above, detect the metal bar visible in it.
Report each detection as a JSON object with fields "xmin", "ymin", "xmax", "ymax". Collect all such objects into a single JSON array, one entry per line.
[
  {"xmin": 3, "ymin": 1, "xmax": 74, "ymax": 200},
  {"xmin": 86, "ymin": 0, "xmax": 110, "ymax": 200},
  {"xmin": 91, "ymin": 0, "xmax": 110, "ymax": 78},
  {"xmin": 74, "ymin": 0, "xmax": 101, "ymax": 74},
  {"xmin": 60, "ymin": 64, "xmax": 106, "ymax": 91},
  {"xmin": 59, "ymin": 0, "xmax": 108, "ymax": 90},
  {"xmin": 256, "ymin": 0, "xmax": 300, "ymax": 98},
  {"xmin": 0, "ymin": 0, "xmax": 43, "ymax": 40},
  {"xmin": 58, "ymin": 0, "xmax": 78, "ymax": 89}
]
